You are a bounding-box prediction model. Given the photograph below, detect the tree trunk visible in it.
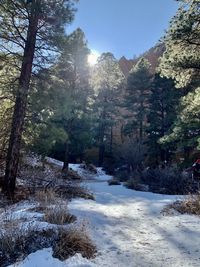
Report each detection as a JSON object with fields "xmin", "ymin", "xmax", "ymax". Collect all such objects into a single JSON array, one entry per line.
[
  {"xmin": 139, "ymin": 100, "xmax": 144, "ymax": 140},
  {"xmin": 98, "ymin": 102, "xmax": 106, "ymax": 167},
  {"xmin": 3, "ymin": 1, "xmax": 40, "ymax": 196},
  {"xmin": 98, "ymin": 123, "xmax": 105, "ymax": 167},
  {"xmin": 98, "ymin": 143, "xmax": 105, "ymax": 167},
  {"xmin": 110, "ymin": 126, "xmax": 113, "ymax": 154},
  {"xmin": 62, "ymin": 141, "xmax": 69, "ymax": 172}
]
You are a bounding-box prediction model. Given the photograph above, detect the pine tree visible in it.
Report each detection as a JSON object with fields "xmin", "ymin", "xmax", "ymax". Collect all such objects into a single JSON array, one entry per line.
[
  {"xmin": 160, "ymin": 87, "xmax": 200, "ymax": 156},
  {"xmin": 159, "ymin": 0, "xmax": 200, "ymax": 161},
  {"xmin": 91, "ymin": 53, "xmax": 125, "ymax": 166},
  {"xmin": 124, "ymin": 58, "xmax": 152, "ymax": 140},
  {"xmin": 147, "ymin": 74, "xmax": 182, "ymax": 164},
  {"xmin": 28, "ymin": 29, "xmax": 92, "ymax": 170},
  {"xmin": 0, "ymin": 0, "xmax": 76, "ymax": 195},
  {"xmin": 160, "ymin": 0, "xmax": 200, "ymax": 88}
]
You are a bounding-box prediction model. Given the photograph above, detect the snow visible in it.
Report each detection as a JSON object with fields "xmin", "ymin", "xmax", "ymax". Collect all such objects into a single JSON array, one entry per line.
[
  {"xmin": 45, "ymin": 157, "xmax": 112, "ymax": 182},
  {"xmin": 8, "ymin": 249, "xmax": 94, "ymax": 267},
  {"xmin": 7, "ymin": 163, "xmax": 200, "ymax": 267}
]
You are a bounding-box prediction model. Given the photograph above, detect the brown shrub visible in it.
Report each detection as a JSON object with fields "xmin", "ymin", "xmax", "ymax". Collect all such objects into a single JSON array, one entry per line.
[
  {"xmin": 170, "ymin": 192, "xmax": 200, "ymax": 216},
  {"xmin": 56, "ymin": 183, "xmax": 94, "ymax": 201},
  {"xmin": 62, "ymin": 169, "xmax": 82, "ymax": 180},
  {"xmin": 35, "ymin": 189, "xmax": 58, "ymax": 206},
  {"xmin": 44, "ymin": 206, "xmax": 76, "ymax": 225},
  {"xmin": 0, "ymin": 226, "xmax": 56, "ymax": 267},
  {"xmin": 53, "ymin": 227, "xmax": 96, "ymax": 261}
]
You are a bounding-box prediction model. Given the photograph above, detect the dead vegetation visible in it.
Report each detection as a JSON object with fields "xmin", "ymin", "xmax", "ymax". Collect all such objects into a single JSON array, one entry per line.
[
  {"xmin": 0, "ymin": 155, "xmax": 96, "ymax": 266},
  {"xmin": 80, "ymin": 163, "xmax": 97, "ymax": 174},
  {"xmin": 35, "ymin": 189, "xmax": 58, "ymax": 206},
  {"xmin": 53, "ymin": 226, "xmax": 97, "ymax": 261},
  {"xmin": 55, "ymin": 183, "xmax": 95, "ymax": 201},
  {"xmin": 0, "ymin": 225, "xmax": 96, "ymax": 267},
  {"xmin": 62, "ymin": 168, "xmax": 82, "ymax": 180},
  {"xmin": 167, "ymin": 192, "xmax": 200, "ymax": 216},
  {"xmin": 0, "ymin": 226, "xmax": 56, "ymax": 267},
  {"xmin": 44, "ymin": 206, "xmax": 76, "ymax": 225},
  {"xmin": 0, "ymin": 157, "xmax": 94, "ymax": 206}
]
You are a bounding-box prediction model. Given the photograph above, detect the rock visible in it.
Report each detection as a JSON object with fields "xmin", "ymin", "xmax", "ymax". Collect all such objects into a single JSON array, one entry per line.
[
  {"xmin": 108, "ymin": 179, "xmax": 121, "ymax": 186},
  {"xmin": 137, "ymin": 183, "xmax": 149, "ymax": 192},
  {"xmin": 87, "ymin": 163, "xmax": 97, "ymax": 174},
  {"xmin": 80, "ymin": 162, "xmax": 87, "ymax": 169},
  {"xmin": 80, "ymin": 162, "xmax": 97, "ymax": 174},
  {"xmin": 62, "ymin": 169, "xmax": 82, "ymax": 180}
]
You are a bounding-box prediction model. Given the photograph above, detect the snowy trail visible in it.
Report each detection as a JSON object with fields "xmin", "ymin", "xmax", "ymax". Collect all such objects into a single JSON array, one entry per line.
[
  {"xmin": 10, "ymin": 164, "xmax": 200, "ymax": 267},
  {"xmin": 69, "ymin": 181, "xmax": 200, "ymax": 267}
]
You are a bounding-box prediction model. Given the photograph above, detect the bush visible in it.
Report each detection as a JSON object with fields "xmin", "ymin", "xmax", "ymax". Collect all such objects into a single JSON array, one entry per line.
[
  {"xmin": 140, "ymin": 167, "xmax": 191, "ymax": 194},
  {"xmin": 56, "ymin": 183, "xmax": 94, "ymax": 201},
  {"xmin": 0, "ymin": 224, "xmax": 96, "ymax": 266},
  {"xmin": 44, "ymin": 206, "xmax": 76, "ymax": 225},
  {"xmin": 53, "ymin": 226, "xmax": 96, "ymax": 261},
  {"xmin": 115, "ymin": 170, "xmax": 129, "ymax": 182},
  {"xmin": 0, "ymin": 226, "xmax": 56, "ymax": 267},
  {"xmin": 35, "ymin": 189, "xmax": 58, "ymax": 206},
  {"xmin": 170, "ymin": 192, "xmax": 200, "ymax": 216},
  {"xmin": 115, "ymin": 140, "xmax": 146, "ymax": 172},
  {"xmin": 124, "ymin": 166, "xmax": 192, "ymax": 194}
]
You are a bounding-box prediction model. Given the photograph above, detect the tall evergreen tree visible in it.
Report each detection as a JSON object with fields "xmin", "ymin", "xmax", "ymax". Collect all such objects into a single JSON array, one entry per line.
[
  {"xmin": 147, "ymin": 74, "xmax": 182, "ymax": 164},
  {"xmin": 160, "ymin": 0, "xmax": 200, "ymax": 88},
  {"xmin": 124, "ymin": 58, "xmax": 152, "ymax": 140},
  {"xmin": 160, "ymin": 87, "xmax": 200, "ymax": 156},
  {"xmin": 159, "ymin": 0, "xmax": 200, "ymax": 161},
  {"xmin": 28, "ymin": 29, "xmax": 92, "ymax": 170},
  {"xmin": 91, "ymin": 53, "xmax": 125, "ymax": 166},
  {"xmin": 0, "ymin": 0, "xmax": 76, "ymax": 195}
]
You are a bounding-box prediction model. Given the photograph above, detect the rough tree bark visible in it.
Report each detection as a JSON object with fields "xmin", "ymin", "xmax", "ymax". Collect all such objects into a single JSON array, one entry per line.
[{"xmin": 3, "ymin": 1, "xmax": 40, "ymax": 196}]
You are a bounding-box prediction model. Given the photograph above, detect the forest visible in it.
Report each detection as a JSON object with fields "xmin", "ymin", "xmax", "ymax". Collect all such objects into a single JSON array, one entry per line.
[{"xmin": 0, "ymin": 0, "xmax": 200, "ymax": 267}]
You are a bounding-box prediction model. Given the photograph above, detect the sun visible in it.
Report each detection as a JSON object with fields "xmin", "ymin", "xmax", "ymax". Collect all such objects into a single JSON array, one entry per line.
[{"xmin": 88, "ymin": 50, "xmax": 99, "ymax": 66}]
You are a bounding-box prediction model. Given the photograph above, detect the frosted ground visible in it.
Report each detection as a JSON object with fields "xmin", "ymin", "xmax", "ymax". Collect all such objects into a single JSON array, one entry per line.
[{"xmin": 8, "ymin": 161, "xmax": 200, "ymax": 267}]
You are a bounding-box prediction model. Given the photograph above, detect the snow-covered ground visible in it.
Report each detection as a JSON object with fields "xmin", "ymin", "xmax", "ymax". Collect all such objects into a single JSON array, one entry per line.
[{"xmin": 8, "ymin": 163, "xmax": 200, "ymax": 267}]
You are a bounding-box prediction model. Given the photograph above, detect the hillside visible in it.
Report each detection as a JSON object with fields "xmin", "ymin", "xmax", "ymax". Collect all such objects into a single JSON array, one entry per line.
[{"xmin": 119, "ymin": 43, "xmax": 165, "ymax": 77}]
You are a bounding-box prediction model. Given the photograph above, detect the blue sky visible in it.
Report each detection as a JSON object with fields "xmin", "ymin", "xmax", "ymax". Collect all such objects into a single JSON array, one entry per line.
[{"xmin": 67, "ymin": 0, "xmax": 179, "ymax": 59}]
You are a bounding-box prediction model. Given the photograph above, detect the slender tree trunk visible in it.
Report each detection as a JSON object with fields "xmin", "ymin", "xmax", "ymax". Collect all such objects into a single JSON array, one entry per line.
[
  {"xmin": 110, "ymin": 126, "xmax": 113, "ymax": 154},
  {"xmin": 120, "ymin": 124, "xmax": 125, "ymax": 144},
  {"xmin": 63, "ymin": 118, "xmax": 74, "ymax": 172},
  {"xmin": 98, "ymin": 143, "xmax": 105, "ymax": 167},
  {"xmin": 98, "ymin": 122, "xmax": 105, "ymax": 166},
  {"xmin": 98, "ymin": 102, "xmax": 106, "ymax": 167},
  {"xmin": 160, "ymin": 98, "xmax": 166, "ymax": 162},
  {"xmin": 3, "ymin": 1, "xmax": 39, "ymax": 196},
  {"xmin": 62, "ymin": 141, "xmax": 69, "ymax": 172},
  {"xmin": 98, "ymin": 121, "xmax": 106, "ymax": 167},
  {"xmin": 139, "ymin": 100, "xmax": 144, "ymax": 140}
]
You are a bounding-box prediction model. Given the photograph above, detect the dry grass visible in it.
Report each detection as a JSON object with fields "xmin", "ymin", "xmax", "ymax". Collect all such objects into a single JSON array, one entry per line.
[
  {"xmin": 57, "ymin": 183, "xmax": 95, "ymax": 201},
  {"xmin": 44, "ymin": 206, "xmax": 76, "ymax": 225},
  {"xmin": 0, "ymin": 228, "xmax": 25, "ymax": 260},
  {"xmin": 163, "ymin": 191, "xmax": 200, "ymax": 216},
  {"xmin": 0, "ymin": 226, "xmax": 56, "ymax": 267},
  {"xmin": 53, "ymin": 226, "xmax": 96, "ymax": 261},
  {"xmin": 0, "ymin": 218, "xmax": 95, "ymax": 266},
  {"xmin": 35, "ymin": 189, "xmax": 58, "ymax": 206},
  {"xmin": 171, "ymin": 192, "xmax": 200, "ymax": 216}
]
